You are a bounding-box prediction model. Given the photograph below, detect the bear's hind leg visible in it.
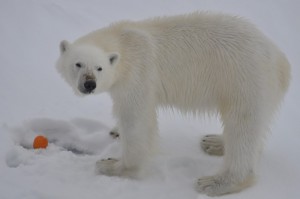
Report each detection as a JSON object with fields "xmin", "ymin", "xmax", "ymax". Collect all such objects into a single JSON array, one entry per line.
[
  {"xmin": 197, "ymin": 108, "xmax": 266, "ymax": 196},
  {"xmin": 201, "ymin": 134, "xmax": 224, "ymax": 156},
  {"xmin": 109, "ymin": 126, "xmax": 120, "ymax": 139}
]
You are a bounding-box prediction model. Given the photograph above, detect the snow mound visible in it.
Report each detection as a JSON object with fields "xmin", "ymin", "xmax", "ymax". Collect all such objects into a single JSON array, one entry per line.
[{"xmin": 6, "ymin": 118, "xmax": 120, "ymax": 168}]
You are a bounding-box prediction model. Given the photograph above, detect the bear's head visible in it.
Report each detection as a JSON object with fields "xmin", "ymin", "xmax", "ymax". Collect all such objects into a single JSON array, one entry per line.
[{"xmin": 56, "ymin": 40, "xmax": 119, "ymax": 96}]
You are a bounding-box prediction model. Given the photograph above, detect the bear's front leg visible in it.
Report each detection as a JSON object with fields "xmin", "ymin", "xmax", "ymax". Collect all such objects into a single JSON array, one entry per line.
[{"xmin": 96, "ymin": 94, "xmax": 157, "ymax": 177}]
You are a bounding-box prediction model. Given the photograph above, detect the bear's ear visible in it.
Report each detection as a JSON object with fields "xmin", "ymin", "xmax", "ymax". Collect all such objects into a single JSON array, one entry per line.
[
  {"xmin": 109, "ymin": 53, "xmax": 119, "ymax": 66},
  {"xmin": 60, "ymin": 40, "xmax": 70, "ymax": 54}
]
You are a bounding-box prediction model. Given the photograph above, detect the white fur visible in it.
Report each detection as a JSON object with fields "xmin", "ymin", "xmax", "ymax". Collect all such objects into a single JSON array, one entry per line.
[{"xmin": 56, "ymin": 12, "xmax": 290, "ymax": 196}]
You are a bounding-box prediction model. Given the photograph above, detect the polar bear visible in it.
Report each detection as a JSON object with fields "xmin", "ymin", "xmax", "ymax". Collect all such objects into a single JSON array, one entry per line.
[{"xmin": 55, "ymin": 12, "xmax": 290, "ymax": 196}]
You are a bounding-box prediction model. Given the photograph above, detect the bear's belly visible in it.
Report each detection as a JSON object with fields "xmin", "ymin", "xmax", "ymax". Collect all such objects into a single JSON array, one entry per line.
[{"xmin": 156, "ymin": 77, "xmax": 219, "ymax": 113}]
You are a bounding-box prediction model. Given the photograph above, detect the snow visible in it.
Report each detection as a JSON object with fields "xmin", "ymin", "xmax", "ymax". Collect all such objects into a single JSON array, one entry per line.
[{"xmin": 0, "ymin": 0, "xmax": 299, "ymax": 198}]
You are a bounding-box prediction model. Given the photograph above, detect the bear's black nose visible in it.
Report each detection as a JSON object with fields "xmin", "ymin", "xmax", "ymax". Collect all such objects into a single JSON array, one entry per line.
[{"xmin": 84, "ymin": 80, "xmax": 96, "ymax": 92}]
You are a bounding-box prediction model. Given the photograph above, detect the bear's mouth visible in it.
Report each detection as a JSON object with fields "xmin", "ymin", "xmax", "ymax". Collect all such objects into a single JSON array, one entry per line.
[{"xmin": 79, "ymin": 89, "xmax": 94, "ymax": 94}]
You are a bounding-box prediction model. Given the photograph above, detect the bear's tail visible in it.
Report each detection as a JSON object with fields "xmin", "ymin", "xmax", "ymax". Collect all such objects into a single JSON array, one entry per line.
[{"xmin": 277, "ymin": 52, "xmax": 291, "ymax": 93}]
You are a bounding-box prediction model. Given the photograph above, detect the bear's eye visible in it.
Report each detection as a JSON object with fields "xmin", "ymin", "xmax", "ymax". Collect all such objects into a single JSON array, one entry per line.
[
  {"xmin": 97, "ymin": 67, "xmax": 102, "ymax": 71},
  {"xmin": 75, "ymin": 62, "xmax": 82, "ymax": 68}
]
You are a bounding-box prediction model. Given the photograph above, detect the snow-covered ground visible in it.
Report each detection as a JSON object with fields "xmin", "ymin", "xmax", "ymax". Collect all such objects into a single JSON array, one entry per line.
[{"xmin": 0, "ymin": 0, "xmax": 299, "ymax": 198}]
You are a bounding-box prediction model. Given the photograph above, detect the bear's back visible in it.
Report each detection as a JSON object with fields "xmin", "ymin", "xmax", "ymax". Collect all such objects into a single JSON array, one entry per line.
[{"xmin": 74, "ymin": 12, "xmax": 289, "ymax": 113}]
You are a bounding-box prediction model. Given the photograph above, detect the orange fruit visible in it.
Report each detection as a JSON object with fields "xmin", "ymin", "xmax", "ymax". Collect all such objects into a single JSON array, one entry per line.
[{"xmin": 33, "ymin": 135, "xmax": 48, "ymax": 149}]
